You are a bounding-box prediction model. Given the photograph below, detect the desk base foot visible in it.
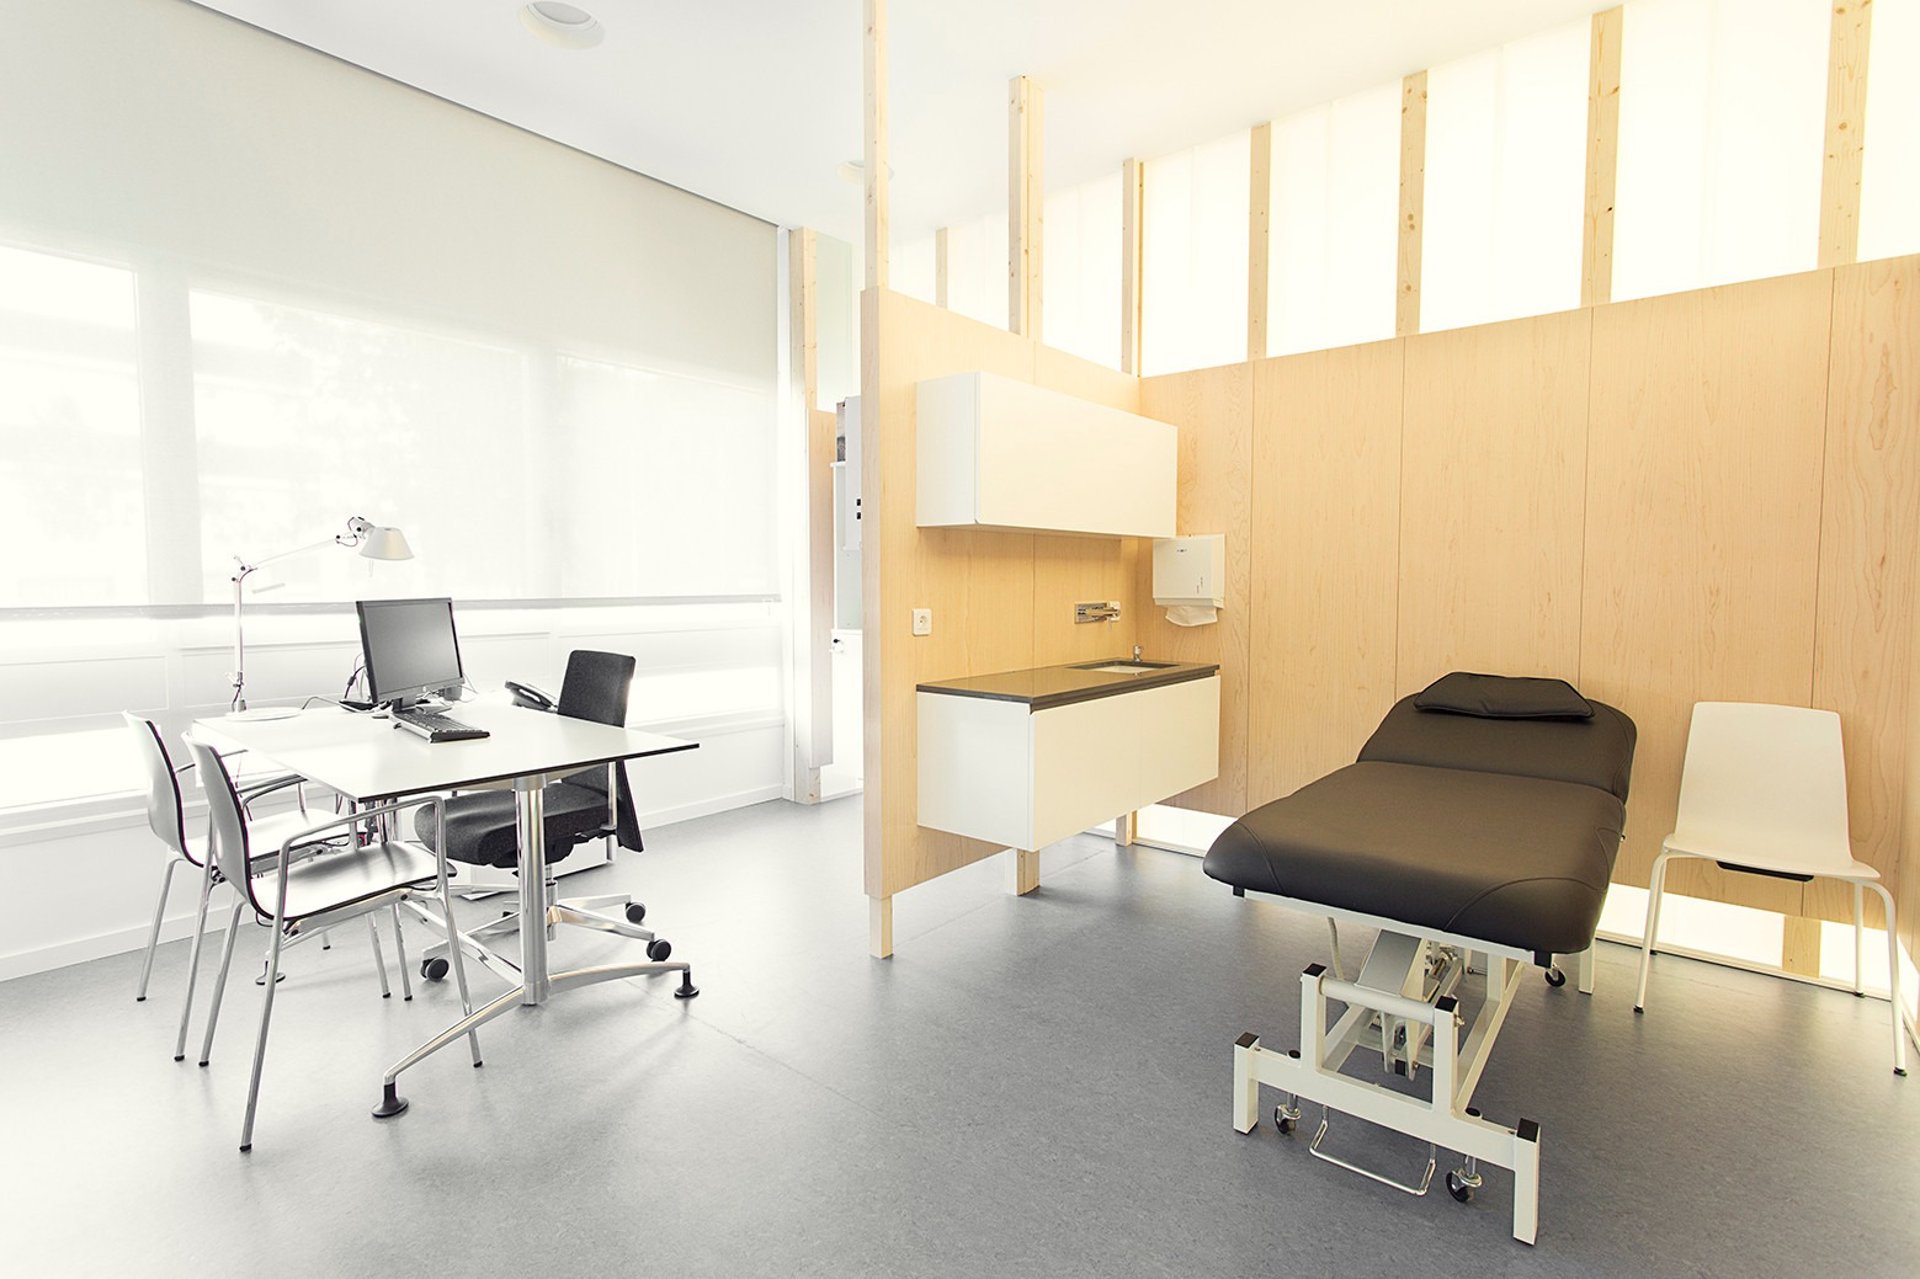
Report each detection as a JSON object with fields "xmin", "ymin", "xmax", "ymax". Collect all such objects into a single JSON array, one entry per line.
[{"xmin": 372, "ymin": 1083, "xmax": 410, "ymax": 1119}]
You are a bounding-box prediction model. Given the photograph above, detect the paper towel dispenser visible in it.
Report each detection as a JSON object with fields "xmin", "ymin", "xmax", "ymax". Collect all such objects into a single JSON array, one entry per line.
[{"xmin": 1153, "ymin": 534, "xmax": 1225, "ymax": 607}]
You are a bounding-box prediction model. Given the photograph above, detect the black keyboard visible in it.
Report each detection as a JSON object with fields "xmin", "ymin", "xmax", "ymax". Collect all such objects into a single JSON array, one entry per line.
[{"xmin": 392, "ymin": 708, "xmax": 490, "ymax": 743}]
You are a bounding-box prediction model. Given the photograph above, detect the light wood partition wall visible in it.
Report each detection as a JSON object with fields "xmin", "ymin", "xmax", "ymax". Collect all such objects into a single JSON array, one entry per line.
[
  {"xmin": 862, "ymin": 288, "xmax": 1143, "ymax": 952},
  {"xmin": 1139, "ymin": 255, "xmax": 1920, "ymax": 925}
]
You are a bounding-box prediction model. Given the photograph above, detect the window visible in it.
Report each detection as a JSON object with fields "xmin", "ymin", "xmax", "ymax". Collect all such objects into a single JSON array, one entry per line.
[
  {"xmin": 1142, "ymin": 132, "xmax": 1250, "ymax": 375},
  {"xmin": 1043, "ymin": 170, "xmax": 1122, "ymax": 369},
  {"xmin": 1860, "ymin": 0, "xmax": 1920, "ymax": 262},
  {"xmin": 0, "ymin": 245, "xmax": 144, "ymax": 606},
  {"xmin": 1613, "ymin": 0, "xmax": 1830, "ymax": 301},
  {"xmin": 1422, "ymin": 22, "xmax": 1589, "ymax": 331},
  {"xmin": 892, "ymin": 234, "xmax": 937, "ymax": 306},
  {"xmin": 944, "ymin": 211, "xmax": 1009, "ymax": 331},
  {"xmin": 1267, "ymin": 84, "xmax": 1401, "ymax": 355}
]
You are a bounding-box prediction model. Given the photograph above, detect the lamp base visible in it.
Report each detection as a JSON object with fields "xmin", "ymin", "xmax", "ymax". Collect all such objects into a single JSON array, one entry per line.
[{"xmin": 224, "ymin": 707, "xmax": 301, "ymax": 722}]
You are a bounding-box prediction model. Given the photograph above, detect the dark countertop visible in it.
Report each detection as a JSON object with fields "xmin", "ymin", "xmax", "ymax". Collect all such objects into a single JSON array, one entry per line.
[{"xmin": 917, "ymin": 660, "xmax": 1220, "ymax": 712}]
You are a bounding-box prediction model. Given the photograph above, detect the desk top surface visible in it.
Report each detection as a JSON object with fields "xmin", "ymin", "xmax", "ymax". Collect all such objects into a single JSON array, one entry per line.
[{"xmin": 191, "ymin": 700, "xmax": 695, "ymax": 801}]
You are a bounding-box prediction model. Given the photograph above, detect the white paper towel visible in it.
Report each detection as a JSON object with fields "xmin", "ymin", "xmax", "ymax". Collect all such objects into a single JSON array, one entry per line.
[{"xmin": 1164, "ymin": 605, "xmax": 1217, "ymax": 627}]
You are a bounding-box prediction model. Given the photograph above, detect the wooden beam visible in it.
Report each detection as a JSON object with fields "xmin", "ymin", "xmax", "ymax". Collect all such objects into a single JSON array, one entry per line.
[
  {"xmin": 1582, "ymin": 7, "xmax": 1623, "ymax": 307},
  {"xmin": 1247, "ymin": 122, "xmax": 1273, "ymax": 361},
  {"xmin": 1009, "ymin": 75, "xmax": 1044, "ymax": 336},
  {"xmin": 1819, "ymin": 0, "xmax": 1874, "ymax": 269},
  {"xmin": 934, "ymin": 226, "xmax": 950, "ymax": 308},
  {"xmin": 863, "ymin": 0, "xmax": 889, "ymax": 290},
  {"xmin": 1782, "ymin": 914, "xmax": 1824, "ymax": 977},
  {"xmin": 1396, "ymin": 71, "xmax": 1427, "ymax": 338},
  {"xmin": 1121, "ymin": 157, "xmax": 1144, "ymax": 374}
]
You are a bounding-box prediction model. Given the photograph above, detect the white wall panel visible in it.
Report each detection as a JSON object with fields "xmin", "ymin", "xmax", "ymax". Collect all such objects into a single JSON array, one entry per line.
[
  {"xmin": 1861, "ymin": 0, "xmax": 1920, "ymax": 262},
  {"xmin": 1142, "ymin": 133, "xmax": 1250, "ymax": 375},
  {"xmin": 1043, "ymin": 170, "xmax": 1123, "ymax": 369}
]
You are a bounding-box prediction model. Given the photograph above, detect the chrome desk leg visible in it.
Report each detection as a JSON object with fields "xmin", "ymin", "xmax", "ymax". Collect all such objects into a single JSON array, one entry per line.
[
  {"xmin": 515, "ymin": 779, "xmax": 549, "ymax": 1006},
  {"xmin": 135, "ymin": 858, "xmax": 179, "ymax": 1002}
]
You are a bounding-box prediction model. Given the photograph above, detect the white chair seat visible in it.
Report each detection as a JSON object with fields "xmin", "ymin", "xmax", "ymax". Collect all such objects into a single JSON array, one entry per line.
[
  {"xmin": 182, "ymin": 809, "xmax": 343, "ymax": 874},
  {"xmin": 1662, "ymin": 833, "xmax": 1880, "ymax": 883},
  {"xmin": 278, "ymin": 839, "xmax": 440, "ymax": 922}
]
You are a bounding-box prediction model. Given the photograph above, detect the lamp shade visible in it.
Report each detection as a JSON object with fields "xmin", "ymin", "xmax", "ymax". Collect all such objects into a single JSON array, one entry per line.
[{"xmin": 357, "ymin": 525, "xmax": 413, "ymax": 561}]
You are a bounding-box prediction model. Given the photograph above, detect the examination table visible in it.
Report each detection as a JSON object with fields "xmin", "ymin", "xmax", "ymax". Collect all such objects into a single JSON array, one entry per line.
[{"xmin": 1203, "ymin": 673, "xmax": 1636, "ymax": 1244}]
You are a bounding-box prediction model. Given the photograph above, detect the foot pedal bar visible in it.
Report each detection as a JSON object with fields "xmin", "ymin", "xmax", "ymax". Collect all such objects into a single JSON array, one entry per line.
[{"xmin": 1306, "ymin": 1111, "xmax": 1437, "ymax": 1197}]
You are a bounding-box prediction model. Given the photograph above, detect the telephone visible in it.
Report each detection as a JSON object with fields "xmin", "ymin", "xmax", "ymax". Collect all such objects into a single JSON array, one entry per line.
[{"xmin": 506, "ymin": 680, "xmax": 556, "ymax": 713}]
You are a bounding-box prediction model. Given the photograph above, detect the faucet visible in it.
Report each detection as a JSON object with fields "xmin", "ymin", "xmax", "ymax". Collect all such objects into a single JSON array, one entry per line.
[
  {"xmin": 1133, "ymin": 644, "xmax": 1143, "ymax": 662},
  {"xmin": 1075, "ymin": 601, "xmax": 1122, "ymax": 624}
]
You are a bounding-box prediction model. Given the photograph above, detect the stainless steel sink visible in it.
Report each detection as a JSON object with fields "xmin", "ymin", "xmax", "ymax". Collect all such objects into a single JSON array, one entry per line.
[{"xmin": 1072, "ymin": 660, "xmax": 1177, "ymax": 675}]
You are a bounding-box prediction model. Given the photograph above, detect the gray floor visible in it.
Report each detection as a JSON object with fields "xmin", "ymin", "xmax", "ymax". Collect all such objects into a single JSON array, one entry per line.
[{"xmin": 3, "ymin": 797, "xmax": 1917, "ymax": 1277}]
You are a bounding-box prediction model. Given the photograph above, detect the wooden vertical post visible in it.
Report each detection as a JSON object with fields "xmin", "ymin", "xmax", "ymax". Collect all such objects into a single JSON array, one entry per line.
[
  {"xmin": 934, "ymin": 226, "xmax": 950, "ymax": 308},
  {"xmin": 1396, "ymin": 71, "xmax": 1427, "ymax": 338},
  {"xmin": 1120, "ymin": 157, "xmax": 1144, "ymax": 374},
  {"xmin": 1247, "ymin": 122, "xmax": 1273, "ymax": 362},
  {"xmin": 864, "ymin": 0, "xmax": 889, "ymax": 290},
  {"xmin": 1819, "ymin": 0, "xmax": 1874, "ymax": 268},
  {"xmin": 1582, "ymin": 7, "xmax": 1623, "ymax": 308},
  {"xmin": 1009, "ymin": 75, "xmax": 1045, "ymax": 337},
  {"xmin": 1783, "ymin": 914, "xmax": 1825, "ymax": 977}
]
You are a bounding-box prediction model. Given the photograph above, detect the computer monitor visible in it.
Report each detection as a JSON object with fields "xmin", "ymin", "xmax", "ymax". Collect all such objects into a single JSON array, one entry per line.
[{"xmin": 356, "ymin": 597, "xmax": 465, "ymax": 709}]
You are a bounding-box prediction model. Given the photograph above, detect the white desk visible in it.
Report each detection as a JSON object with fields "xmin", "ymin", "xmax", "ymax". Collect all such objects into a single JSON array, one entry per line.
[{"xmin": 194, "ymin": 700, "xmax": 697, "ymax": 1117}]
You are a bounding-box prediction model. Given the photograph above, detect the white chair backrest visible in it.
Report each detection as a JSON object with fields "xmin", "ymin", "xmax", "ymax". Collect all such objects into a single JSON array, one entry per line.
[
  {"xmin": 1673, "ymin": 702, "xmax": 1853, "ymax": 872},
  {"xmin": 184, "ymin": 735, "xmax": 264, "ymax": 913},
  {"xmin": 123, "ymin": 712, "xmax": 191, "ymax": 862}
]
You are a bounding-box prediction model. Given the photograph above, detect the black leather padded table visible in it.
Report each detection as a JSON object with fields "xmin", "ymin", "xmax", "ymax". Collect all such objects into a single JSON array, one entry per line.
[{"xmin": 1205, "ymin": 696, "xmax": 1636, "ymax": 961}]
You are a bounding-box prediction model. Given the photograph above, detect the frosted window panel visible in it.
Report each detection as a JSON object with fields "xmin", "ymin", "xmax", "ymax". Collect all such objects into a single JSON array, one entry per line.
[
  {"xmin": 1143, "ymin": 132, "xmax": 1250, "ymax": 375},
  {"xmin": 1043, "ymin": 170, "xmax": 1123, "ymax": 369},
  {"xmin": 0, "ymin": 245, "xmax": 144, "ymax": 606},
  {"xmin": 893, "ymin": 234, "xmax": 937, "ymax": 306},
  {"xmin": 190, "ymin": 291, "xmax": 533, "ymax": 603},
  {"xmin": 1268, "ymin": 84, "xmax": 1400, "ymax": 356},
  {"xmin": 1613, "ymin": 0, "xmax": 1829, "ymax": 301},
  {"xmin": 1860, "ymin": 0, "xmax": 1920, "ymax": 261},
  {"xmin": 1422, "ymin": 22, "xmax": 1588, "ymax": 332},
  {"xmin": 553, "ymin": 357, "xmax": 777, "ymax": 597},
  {"xmin": 945, "ymin": 212, "xmax": 1008, "ymax": 330}
]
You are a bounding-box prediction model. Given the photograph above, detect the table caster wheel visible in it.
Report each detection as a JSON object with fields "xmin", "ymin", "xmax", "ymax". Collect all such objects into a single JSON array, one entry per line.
[
  {"xmin": 1544, "ymin": 967, "xmax": 1567, "ymax": 988},
  {"xmin": 1273, "ymin": 1107, "xmax": 1295, "ymax": 1135},
  {"xmin": 1446, "ymin": 1170, "xmax": 1475, "ymax": 1203},
  {"xmin": 625, "ymin": 902, "xmax": 647, "ymax": 925},
  {"xmin": 646, "ymin": 938, "xmax": 672, "ymax": 962},
  {"xmin": 420, "ymin": 957, "xmax": 449, "ymax": 982}
]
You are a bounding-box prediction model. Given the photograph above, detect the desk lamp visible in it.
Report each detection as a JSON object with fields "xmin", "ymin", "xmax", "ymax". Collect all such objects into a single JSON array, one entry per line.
[{"xmin": 228, "ymin": 515, "xmax": 412, "ymax": 720}]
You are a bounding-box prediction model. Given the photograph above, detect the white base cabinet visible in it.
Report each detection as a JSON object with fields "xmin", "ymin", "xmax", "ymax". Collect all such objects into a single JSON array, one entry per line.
[{"xmin": 917, "ymin": 675, "xmax": 1220, "ymax": 851}]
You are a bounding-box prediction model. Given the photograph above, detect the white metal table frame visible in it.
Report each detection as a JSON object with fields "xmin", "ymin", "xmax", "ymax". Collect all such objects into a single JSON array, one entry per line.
[{"xmin": 193, "ymin": 701, "xmax": 698, "ymax": 1121}]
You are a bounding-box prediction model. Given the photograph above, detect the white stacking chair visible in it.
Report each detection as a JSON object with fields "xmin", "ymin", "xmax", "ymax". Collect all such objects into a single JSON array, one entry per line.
[{"xmin": 1634, "ymin": 702, "xmax": 1908, "ymax": 1076}]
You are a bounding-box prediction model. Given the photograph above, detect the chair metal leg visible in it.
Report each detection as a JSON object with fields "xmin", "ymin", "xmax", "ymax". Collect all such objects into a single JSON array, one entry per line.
[
  {"xmin": 1868, "ymin": 882, "xmax": 1907, "ymax": 1077},
  {"xmin": 199, "ymin": 899, "xmax": 248, "ymax": 1066},
  {"xmin": 391, "ymin": 905, "xmax": 413, "ymax": 1002},
  {"xmin": 367, "ymin": 915, "xmax": 392, "ymax": 999},
  {"xmin": 173, "ymin": 866, "xmax": 218, "ymax": 1061},
  {"xmin": 1854, "ymin": 883, "xmax": 1866, "ymax": 997},
  {"xmin": 1635, "ymin": 850, "xmax": 1677, "ymax": 1014},
  {"xmin": 239, "ymin": 923, "xmax": 289, "ymax": 1151},
  {"xmin": 135, "ymin": 858, "xmax": 180, "ymax": 1001}
]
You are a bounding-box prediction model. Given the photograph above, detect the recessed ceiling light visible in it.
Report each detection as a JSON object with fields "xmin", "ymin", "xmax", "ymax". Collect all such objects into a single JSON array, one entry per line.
[
  {"xmin": 837, "ymin": 159, "xmax": 896, "ymax": 183},
  {"xmin": 520, "ymin": 2, "xmax": 605, "ymax": 50}
]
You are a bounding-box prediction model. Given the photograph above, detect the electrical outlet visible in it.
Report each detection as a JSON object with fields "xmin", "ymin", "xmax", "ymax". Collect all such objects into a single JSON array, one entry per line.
[{"xmin": 911, "ymin": 607, "xmax": 933, "ymax": 637}]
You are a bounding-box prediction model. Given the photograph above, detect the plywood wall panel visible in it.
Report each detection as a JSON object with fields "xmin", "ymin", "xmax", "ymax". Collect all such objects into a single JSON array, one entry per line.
[
  {"xmin": 1580, "ymin": 271, "xmax": 1834, "ymax": 914},
  {"xmin": 1247, "ymin": 340, "xmax": 1406, "ymax": 807},
  {"xmin": 1137, "ymin": 364, "xmax": 1253, "ymax": 815},
  {"xmin": 1807, "ymin": 258, "xmax": 1920, "ymax": 925},
  {"xmin": 1398, "ymin": 311, "xmax": 1591, "ymax": 696}
]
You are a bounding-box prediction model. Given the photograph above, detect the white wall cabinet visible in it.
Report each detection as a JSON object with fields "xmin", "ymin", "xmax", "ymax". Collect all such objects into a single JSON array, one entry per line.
[
  {"xmin": 918, "ymin": 674, "xmax": 1219, "ymax": 851},
  {"xmin": 915, "ymin": 371, "xmax": 1178, "ymax": 537}
]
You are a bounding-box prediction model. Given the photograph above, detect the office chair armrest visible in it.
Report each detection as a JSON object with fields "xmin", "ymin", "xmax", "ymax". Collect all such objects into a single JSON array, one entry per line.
[
  {"xmin": 236, "ymin": 774, "xmax": 305, "ymax": 802},
  {"xmin": 275, "ymin": 796, "xmax": 444, "ymax": 858}
]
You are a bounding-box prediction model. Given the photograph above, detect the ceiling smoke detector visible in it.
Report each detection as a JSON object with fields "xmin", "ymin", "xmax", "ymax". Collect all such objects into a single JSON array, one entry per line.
[{"xmin": 520, "ymin": 2, "xmax": 605, "ymax": 50}]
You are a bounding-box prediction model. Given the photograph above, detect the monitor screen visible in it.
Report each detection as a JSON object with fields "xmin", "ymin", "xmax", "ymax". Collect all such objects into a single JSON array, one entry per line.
[{"xmin": 356, "ymin": 597, "xmax": 465, "ymax": 705}]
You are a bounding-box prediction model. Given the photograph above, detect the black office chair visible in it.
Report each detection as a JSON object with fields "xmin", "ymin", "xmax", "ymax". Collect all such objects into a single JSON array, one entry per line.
[{"xmin": 413, "ymin": 650, "xmax": 673, "ymax": 981}]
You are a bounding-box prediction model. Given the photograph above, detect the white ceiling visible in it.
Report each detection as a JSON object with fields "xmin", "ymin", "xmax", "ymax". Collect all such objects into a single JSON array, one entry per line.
[{"xmin": 189, "ymin": 0, "xmax": 1615, "ymax": 244}]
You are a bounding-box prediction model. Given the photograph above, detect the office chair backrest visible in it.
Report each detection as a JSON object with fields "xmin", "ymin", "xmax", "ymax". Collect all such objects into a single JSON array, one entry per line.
[
  {"xmin": 124, "ymin": 713, "xmax": 193, "ymax": 864},
  {"xmin": 1674, "ymin": 702, "xmax": 1853, "ymax": 871},
  {"xmin": 184, "ymin": 736, "xmax": 265, "ymax": 915},
  {"xmin": 557, "ymin": 650, "xmax": 636, "ymax": 726}
]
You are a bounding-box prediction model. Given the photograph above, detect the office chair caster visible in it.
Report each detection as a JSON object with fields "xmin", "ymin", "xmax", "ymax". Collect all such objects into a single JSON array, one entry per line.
[
  {"xmin": 1544, "ymin": 967, "xmax": 1567, "ymax": 988},
  {"xmin": 625, "ymin": 902, "xmax": 647, "ymax": 925},
  {"xmin": 646, "ymin": 938, "xmax": 672, "ymax": 962},
  {"xmin": 1446, "ymin": 1170, "xmax": 1477, "ymax": 1202},
  {"xmin": 420, "ymin": 957, "xmax": 449, "ymax": 982},
  {"xmin": 1273, "ymin": 1103, "xmax": 1300, "ymax": 1135}
]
